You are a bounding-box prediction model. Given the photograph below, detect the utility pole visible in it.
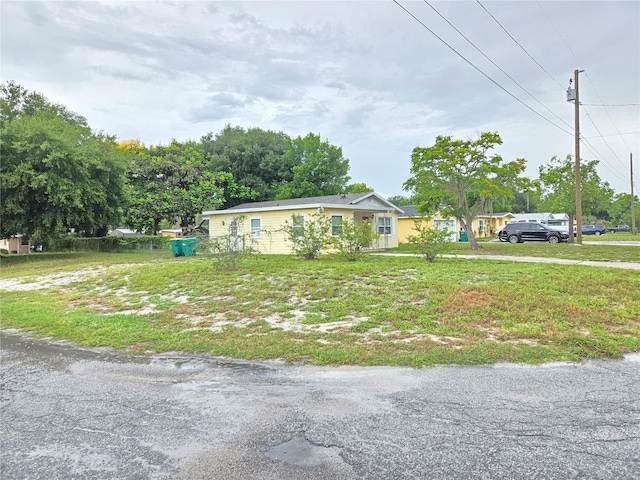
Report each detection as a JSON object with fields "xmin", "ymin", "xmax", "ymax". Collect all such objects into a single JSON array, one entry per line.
[
  {"xmin": 568, "ymin": 69, "xmax": 584, "ymax": 244},
  {"xmin": 632, "ymin": 152, "xmax": 636, "ymax": 235}
]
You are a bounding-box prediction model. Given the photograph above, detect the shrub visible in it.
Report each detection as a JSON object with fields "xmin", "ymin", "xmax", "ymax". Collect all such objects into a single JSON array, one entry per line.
[
  {"xmin": 330, "ymin": 217, "xmax": 379, "ymax": 261},
  {"xmin": 407, "ymin": 220, "xmax": 453, "ymax": 263},
  {"xmin": 282, "ymin": 212, "xmax": 331, "ymax": 260},
  {"xmin": 200, "ymin": 216, "xmax": 259, "ymax": 270}
]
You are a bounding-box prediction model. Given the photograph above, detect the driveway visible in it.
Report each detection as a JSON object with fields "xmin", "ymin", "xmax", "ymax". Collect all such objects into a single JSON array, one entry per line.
[{"xmin": 2, "ymin": 330, "xmax": 639, "ymax": 479}]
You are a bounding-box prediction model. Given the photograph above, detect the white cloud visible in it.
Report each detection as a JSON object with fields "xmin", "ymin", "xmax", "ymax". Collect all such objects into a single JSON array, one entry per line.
[{"xmin": 1, "ymin": 0, "xmax": 638, "ymax": 196}]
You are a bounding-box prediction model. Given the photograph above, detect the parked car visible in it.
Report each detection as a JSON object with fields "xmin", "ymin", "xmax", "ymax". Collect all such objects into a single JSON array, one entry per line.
[
  {"xmin": 498, "ymin": 223, "xmax": 570, "ymax": 244},
  {"xmin": 608, "ymin": 225, "xmax": 630, "ymax": 233},
  {"xmin": 581, "ymin": 225, "xmax": 607, "ymax": 236}
]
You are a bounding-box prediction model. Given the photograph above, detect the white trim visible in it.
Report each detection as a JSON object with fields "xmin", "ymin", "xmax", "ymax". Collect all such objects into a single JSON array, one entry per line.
[
  {"xmin": 331, "ymin": 214, "xmax": 343, "ymax": 236},
  {"xmin": 377, "ymin": 216, "xmax": 392, "ymax": 235},
  {"xmin": 250, "ymin": 217, "xmax": 262, "ymax": 238},
  {"xmin": 204, "ymin": 202, "xmax": 398, "ymax": 216}
]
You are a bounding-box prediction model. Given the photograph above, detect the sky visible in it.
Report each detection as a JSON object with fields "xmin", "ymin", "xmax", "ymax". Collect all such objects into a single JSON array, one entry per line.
[{"xmin": 2, "ymin": 1, "xmax": 639, "ymax": 198}]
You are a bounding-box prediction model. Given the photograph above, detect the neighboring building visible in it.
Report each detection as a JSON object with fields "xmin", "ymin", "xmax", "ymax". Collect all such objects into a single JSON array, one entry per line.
[
  {"xmin": 202, "ymin": 192, "xmax": 402, "ymax": 254},
  {"xmin": 511, "ymin": 213, "xmax": 570, "ymax": 230},
  {"xmin": 161, "ymin": 229, "xmax": 184, "ymax": 238},
  {"xmin": 109, "ymin": 228, "xmax": 144, "ymax": 237},
  {"xmin": 0, "ymin": 235, "xmax": 33, "ymax": 254},
  {"xmin": 397, "ymin": 206, "xmax": 459, "ymax": 243},
  {"xmin": 474, "ymin": 212, "xmax": 516, "ymax": 237}
]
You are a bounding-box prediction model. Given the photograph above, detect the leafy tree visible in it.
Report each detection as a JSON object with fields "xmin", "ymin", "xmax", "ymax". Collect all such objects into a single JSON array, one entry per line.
[
  {"xmin": 201, "ymin": 125, "xmax": 291, "ymax": 207},
  {"xmin": 535, "ymin": 155, "xmax": 614, "ymax": 221},
  {"xmin": 492, "ymin": 178, "xmax": 537, "ymax": 213},
  {"xmin": 344, "ymin": 182, "xmax": 374, "ymax": 194},
  {"xmin": 403, "ymin": 132, "xmax": 525, "ymax": 250},
  {"xmin": 275, "ymin": 133, "xmax": 351, "ymax": 200},
  {"xmin": 386, "ymin": 195, "xmax": 413, "ymax": 207},
  {"xmin": 125, "ymin": 140, "xmax": 251, "ymax": 234},
  {"xmin": 1, "ymin": 82, "xmax": 128, "ymax": 243},
  {"xmin": 607, "ymin": 193, "xmax": 639, "ymax": 228}
]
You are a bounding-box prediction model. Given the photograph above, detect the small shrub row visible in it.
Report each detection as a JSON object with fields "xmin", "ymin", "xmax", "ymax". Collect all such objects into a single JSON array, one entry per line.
[{"xmin": 50, "ymin": 235, "xmax": 172, "ymax": 252}]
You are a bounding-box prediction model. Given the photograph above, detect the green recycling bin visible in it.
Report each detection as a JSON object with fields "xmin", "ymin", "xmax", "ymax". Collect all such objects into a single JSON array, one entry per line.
[
  {"xmin": 459, "ymin": 231, "xmax": 468, "ymax": 242},
  {"xmin": 170, "ymin": 239, "xmax": 184, "ymax": 257},
  {"xmin": 180, "ymin": 237, "xmax": 198, "ymax": 256}
]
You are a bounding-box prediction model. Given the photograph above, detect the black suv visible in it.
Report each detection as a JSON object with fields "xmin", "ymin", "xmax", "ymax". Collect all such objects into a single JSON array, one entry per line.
[{"xmin": 498, "ymin": 223, "xmax": 570, "ymax": 244}]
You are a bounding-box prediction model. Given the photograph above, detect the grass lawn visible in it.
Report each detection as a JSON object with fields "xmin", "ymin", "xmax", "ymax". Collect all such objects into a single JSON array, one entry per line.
[
  {"xmin": 1, "ymin": 249, "xmax": 639, "ymax": 367},
  {"xmin": 395, "ymin": 239, "xmax": 640, "ymax": 263}
]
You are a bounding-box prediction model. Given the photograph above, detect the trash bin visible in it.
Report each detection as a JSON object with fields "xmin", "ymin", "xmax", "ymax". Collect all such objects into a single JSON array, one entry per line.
[
  {"xmin": 170, "ymin": 239, "xmax": 184, "ymax": 257},
  {"xmin": 180, "ymin": 237, "xmax": 198, "ymax": 257},
  {"xmin": 459, "ymin": 231, "xmax": 468, "ymax": 242}
]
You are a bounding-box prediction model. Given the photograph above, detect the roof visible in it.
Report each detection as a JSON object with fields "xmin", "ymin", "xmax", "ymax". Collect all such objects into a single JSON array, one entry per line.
[
  {"xmin": 511, "ymin": 212, "xmax": 569, "ymax": 221},
  {"xmin": 203, "ymin": 192, "xmax": 403, "ymax": 216},
  {"xmin": 475, "ymin": 212, "xmax": 515, "ymax": 219},
  {"xmin": 397, "ymin": 205, "xmax": 419, "ymax": 218}
]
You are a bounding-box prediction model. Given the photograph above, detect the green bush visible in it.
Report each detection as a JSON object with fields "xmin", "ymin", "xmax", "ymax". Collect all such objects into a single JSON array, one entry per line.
[
  {"xmin": 407, "ymin": 220, "xmax": 453, "ymax": 263},
  {"xmin": 49, "ymin": 235, "xmax": 171, "ymax": 252}
]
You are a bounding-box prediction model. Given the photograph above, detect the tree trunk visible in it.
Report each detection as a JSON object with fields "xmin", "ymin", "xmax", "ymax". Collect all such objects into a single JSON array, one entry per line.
[
  {"xmin": 460, "ymin": 218, "xmax": 480, "ymax": 250},
  {"xmin": 467, "ymin": 226, "xmax": 480, "ymax": 250}
]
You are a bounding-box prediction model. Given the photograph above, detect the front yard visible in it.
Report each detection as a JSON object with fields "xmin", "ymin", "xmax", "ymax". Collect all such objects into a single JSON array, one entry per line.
[{"xmin": 1, "ymin": 249, "xmax": 639, "ymax": 366}]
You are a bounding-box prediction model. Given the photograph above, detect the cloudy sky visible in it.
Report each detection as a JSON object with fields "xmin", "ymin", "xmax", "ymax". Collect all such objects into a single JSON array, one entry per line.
[{"xmin": 2, "ymin": 1, "xmax": 639, "ymax": 197}]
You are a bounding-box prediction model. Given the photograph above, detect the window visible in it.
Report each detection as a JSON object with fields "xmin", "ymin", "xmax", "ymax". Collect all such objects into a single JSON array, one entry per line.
[
  {"xmin": 250, "ymin": 218, "xmax": 262, "ymax": 238},
  {"xmin": 331, "ymin": 215, "xmax": 343, "ymax": 236},
  {"xmin": 377, "ymin": 217, "xmax": 391, "ymax": 235},
  {"xmin": 20, "ymin": 235, "xmax": 30, "ymax": 246},
  {"xmin": 292, "ymin": 215, "xmax": 305, "ymax": 237}
]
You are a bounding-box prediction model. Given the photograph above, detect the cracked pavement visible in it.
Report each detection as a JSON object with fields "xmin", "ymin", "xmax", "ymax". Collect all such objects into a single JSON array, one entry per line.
[{"xmin": 1, "ymin": 330, "xmax": 639, "ymax": 479}]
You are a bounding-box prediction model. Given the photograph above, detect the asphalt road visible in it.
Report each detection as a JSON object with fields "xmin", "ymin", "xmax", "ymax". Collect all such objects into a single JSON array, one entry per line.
[{"xmin": 1, "ymin": 330, "xmax": 639, "ymax": 480}]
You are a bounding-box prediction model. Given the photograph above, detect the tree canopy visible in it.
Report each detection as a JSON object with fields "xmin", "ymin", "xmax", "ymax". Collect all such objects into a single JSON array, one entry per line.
[
  {"xmin": 403, "ymin": 132, "xmax": 526, "ymax": 250},
  {"xmin": 124, "ymin": 140, "xmax": 252, "ymax": 234},
  {"xmin": 535, "ymin": 154, "xmax": 614, "ymax": 221},
  {"xmin": 200, "ymin": 125, "xmax": 292, "ymax": 208},
  {"xmin": 1, "ymin": 82, "xmax": 128, "ymax": 242}
]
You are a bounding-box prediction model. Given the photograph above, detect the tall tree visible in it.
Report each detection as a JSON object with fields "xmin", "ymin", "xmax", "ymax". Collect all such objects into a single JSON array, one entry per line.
[
  {"xmin": 275, "ymin": 133, "xmax": 351, "ymax": 200},
  {"xmin": 125, "ymin": 140, "xmax": 251, "ymax": 233},
  {"xmin": 344, "ymin": 182, "xmax": 374, "ymax": 194},
  {"xmin": 535, "ymin": 155, "xmax": 614, "ymax": 221},
  {"xmin": 492, "ymin": 178, "xmax": 537, "ymax": 213},
  {"xmin": 201, "ymin": 125, "xmax": 291, "ymax": 207},
  {"xmin": 386, "ymin": 195, "xmax": 414, "ymax": 207},
  {"xmin": 1, "ymin": 82, "xmax": 128, "ymax": 243},
  {"xmin": 605, "ymin": 193, "xmax": 638, "ymax": 228},
  {"xmin": 403, "ymin": 132, "xmax": 526, "ymax": 250}
]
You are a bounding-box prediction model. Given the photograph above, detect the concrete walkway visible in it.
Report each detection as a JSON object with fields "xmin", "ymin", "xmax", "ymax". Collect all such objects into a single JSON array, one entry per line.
[{"xmin": 379, "ymin": 253, "xmax": 640, "ymax": 270}]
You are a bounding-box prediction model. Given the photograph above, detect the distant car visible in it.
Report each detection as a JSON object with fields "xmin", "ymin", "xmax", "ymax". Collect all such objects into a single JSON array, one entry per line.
[
  {"xmin": 581, "ymin": 225, "xmax": 607, "ymax": 236},
  {"xmin": 608, "ymin": 225, "xmax": 630, "ymax": 233},
  {"xmin": 498, "ymin": 223, "xmax": 570, "ymax": 244}
]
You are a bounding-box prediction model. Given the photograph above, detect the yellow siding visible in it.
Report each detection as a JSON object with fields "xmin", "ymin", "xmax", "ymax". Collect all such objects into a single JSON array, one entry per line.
[
  {"xmin": 397, "ymin": 212, "xmax": 458, "ymax": 243},
  {"xmin": 398, "ymin": 217, "xmax": 433, "ymax": 243},
  {"xmin": 207, "ymin": 207, "xmax": 398, "ymax": 254}
]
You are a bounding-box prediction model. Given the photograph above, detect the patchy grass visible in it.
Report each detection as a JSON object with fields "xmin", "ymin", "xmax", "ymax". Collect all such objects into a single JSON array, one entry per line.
[{"xmin": 1, "ymin": 252, "xmax": 639, "ymax": 366}]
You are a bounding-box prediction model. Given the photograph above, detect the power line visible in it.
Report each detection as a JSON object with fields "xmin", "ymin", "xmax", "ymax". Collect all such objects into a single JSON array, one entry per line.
[
  {"xmin": 582, "ymin": 103, "xmax": 640, "ymax": 107},
  {"xmin": 476, "ymin": 0, "xmax": 566, "ymax": 91},
  {"xmin": 537, "ymin": 1, "xmax": 634, "ymax": 161},
  {"xmin": 580, "ymin": 137, "xmax": 628, "ymax": 183},
  {"xmin": 583, "ymin": 131, "xmax": 640, "ymax": 139},
  {"xmin": 391, "ymin": 0, "xmax": 573, "ymax": 136},
  {"xmin": 583, "ymin": 105, "xmax": 632, "ymax": 170},
  {"xmin": 423, "ymin": 0, "xmax": 573, "ymax": 131}
]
